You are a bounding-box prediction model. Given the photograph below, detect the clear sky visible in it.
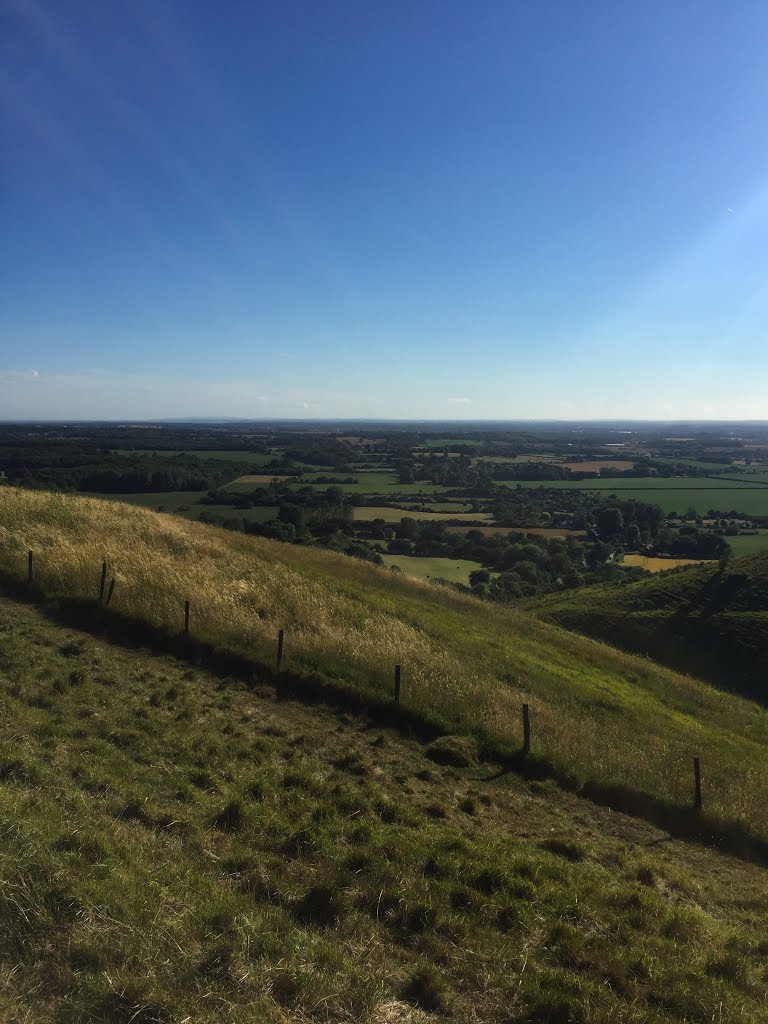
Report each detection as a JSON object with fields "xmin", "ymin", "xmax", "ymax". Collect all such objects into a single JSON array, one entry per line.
[{"xmin": 2, "ymin": 0, "xmax": 768, "ymax": 420}]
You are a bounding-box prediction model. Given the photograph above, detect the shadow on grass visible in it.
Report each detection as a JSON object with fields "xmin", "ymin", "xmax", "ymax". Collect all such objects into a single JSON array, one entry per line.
[
  {"xmin": 490, "ymin": 749, "xmax": 768, "ymax": 866},
  {"xmin": 540, "ymin": 607, "xmax": 768, "ymax": 706},
  {"xmin": 4, "ymin": 574, "xmax": 768, "ymax": 868},
  {"xmin": 0, "ymin": 575, "xmax": 445, "ymax": 742}
]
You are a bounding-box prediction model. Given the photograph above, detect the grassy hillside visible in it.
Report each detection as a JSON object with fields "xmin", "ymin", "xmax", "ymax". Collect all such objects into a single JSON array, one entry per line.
[
  {"xmin": 2, "ymin": 596, "xmax": 768, "ymax": 1022},
  {"xmin": 529, "ymin": 553, "xmax": 768, "ymax": 702},
  {"xmin": 3, "ymin": 486, "xmax": 768, "ymax": 852}
]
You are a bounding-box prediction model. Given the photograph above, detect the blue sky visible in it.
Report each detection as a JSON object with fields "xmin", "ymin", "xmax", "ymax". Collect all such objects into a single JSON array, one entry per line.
[{"xmin": 2, "ymin": 0, "xmax": 768, "ymax": 420}]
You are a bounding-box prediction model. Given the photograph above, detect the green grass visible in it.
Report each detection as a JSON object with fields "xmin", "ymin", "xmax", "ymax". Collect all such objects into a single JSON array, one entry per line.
[
  {"xmin": 3, "ymin": 598, "xmax": 768, "ymax": 1021},
  {"xmin": 529, "ymin": 551, "xmax": 768, "ymax": 701},
  {"xmin": 352, "ymin": 506, "xmax": 491, "ymax": 523},
  {"xmin": 727, "ymin": 533, "xmax": 768, "ymax": 557},
  {"xmin": 503, "ymin": 477, "xmax": 768, "ymax": 515},
  {"xmin": 88, "ymin": 491, "xmax": 278, "ymax": 525},
  {"xmin": 201, "ymin": 504, "xmax": 279, "ymax": 523},
  {"xmin": 222, "ymin": 475, "xmax": 296, "ymax": 492},
  {"xmin": 382, "ymin": 555, "xmax": 486, "ymax": 584},
  {"xmin": 5, "ymin": 487, "xmax": 768, "ymax": 855},
  {"xmin": 88, "ymin": 490, "xmax": 209, "ymax": 511},
  {"xmin": 651, "ymin": 457, "xmax": 743, "ymax": 471},
  {"xmin": 290, "ymin": 472, "xmax": 451, "ymax": 495},
  {"xmin": 712, "ymin": 469, "xmax": 768, "ymax": 482}
]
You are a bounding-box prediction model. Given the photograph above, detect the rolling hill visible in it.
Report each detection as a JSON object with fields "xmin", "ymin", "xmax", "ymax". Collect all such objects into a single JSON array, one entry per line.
[
  {"xmin": 2, "ymin": 487, "xmax": 768, "ymax": 1019},
  {"xmin": 3, "ymin": 486, "xmax": 768, "ymax": 851},
  {"xmin": 2, "ymin": 590, "xmax": 768, "ymax": 1022},
  {"xmin": 529, "ymin": 553, "xmax": 768, "ymax": 702}
]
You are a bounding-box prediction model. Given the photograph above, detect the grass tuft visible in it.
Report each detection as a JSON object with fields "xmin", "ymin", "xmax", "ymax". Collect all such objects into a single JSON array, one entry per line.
[
  {"xmin": 293, "ymin": 885, "xmax": 347, "ymax": 928},
  {"xmin": 401, "ymin": 965, "xmax": 452, "ymax": 1013},
  {"xmin": 211, "ymin": 799, "xmax": 245, "ymax": 832}
]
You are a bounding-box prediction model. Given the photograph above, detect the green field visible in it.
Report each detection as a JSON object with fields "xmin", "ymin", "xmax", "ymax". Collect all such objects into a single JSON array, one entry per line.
[
  {"xmin": 298, "ymin": 471, "xmax": 396, "ymax": 485},
  {"xmin": 381, "ymin": 555, "xmax": 486, "ymax": 583},
  {"xmin": 89, "ymin": 490, "xmax": 208, "ymax": 512},
  {"xmin": 726, "ymin": 532, "xmax": 768, "ymax": 556},
  {"xmin": 291, "ymin": 472, "xmax": 450, "ymax": 495},
  {"xmin": 90, "ymin": 491, "xmax": 278, "ymax": 524},
  {"xmin": 711, "ymin": 469, "xmax": 768, "ymax": 482},
  {"xmin": 651, "ymin": 457, "xmax": 742, "ymax": 471},
  {"xmin": 504, "ymin": 477, "xmax": 768, "ymax": 515},
  {"xmin": 201, "ymin": 504, "xmax": 278, "ymax": 523},
  {"xmin": 475, "ymin": 454, "xmax": 561, "ymax": 464},
  {"xmin": 353, "ymin": 506, "xmax": 492, "ymax": 523},
  {"xmin": 222, "ymin": 475, "xmax": 296, "ymax": 492}
]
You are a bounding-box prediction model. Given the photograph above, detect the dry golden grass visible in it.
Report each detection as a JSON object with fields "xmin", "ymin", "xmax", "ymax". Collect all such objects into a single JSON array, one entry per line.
[
  {"xmin": 4, "ymin": 487, "xmax": 768, "ymax": 841},
  {"xmin": 623, "ymin": 554, "xmax": 716, "ymax": 572}
]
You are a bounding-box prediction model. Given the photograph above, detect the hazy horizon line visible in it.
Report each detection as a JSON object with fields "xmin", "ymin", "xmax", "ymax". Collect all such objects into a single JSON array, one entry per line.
[{"xmin": 3, "ymin": 417, "xmax": 768, "ymax": 427}]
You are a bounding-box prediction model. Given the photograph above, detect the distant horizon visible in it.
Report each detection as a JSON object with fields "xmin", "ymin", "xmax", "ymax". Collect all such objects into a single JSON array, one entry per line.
[{"xmin": 4, "ymin": 417, "xmax": 768, "ymax": 428}]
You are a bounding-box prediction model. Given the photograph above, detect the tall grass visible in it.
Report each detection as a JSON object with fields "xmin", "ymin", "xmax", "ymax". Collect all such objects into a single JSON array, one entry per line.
[{"xmin": 4, "ymin": 486, "xmax": 768, "ymax": 842}]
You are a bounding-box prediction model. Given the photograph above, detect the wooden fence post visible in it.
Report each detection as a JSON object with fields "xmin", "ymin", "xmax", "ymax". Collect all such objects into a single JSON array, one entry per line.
[
  {"xmin": 522, "ymin": 703, "xmax": 531, "ymax": 755},
  {"xmin": 693, "ymin": 756, "xmax": 702, "ymax": 810},
  {"xmin": 394, "ymin": 664, "xmax": 401, "ymax": 704},
  {"xmin": 105, "ymin": 578, "xmax": 115, "ymax": 607},
  {"xmin": 99, "ymin": 561, "xmax": 107, "ymax": 604},
  {"xmin": 27, "ymin": 550, "xmax": 33, "ymax": 584},
  {"xmin": 184, "ymin": 600, "xmax": 190, "ymax": 638},
  {"xmin": 276, "ymin": 629, "xmax": 284, "ymax": 671}
]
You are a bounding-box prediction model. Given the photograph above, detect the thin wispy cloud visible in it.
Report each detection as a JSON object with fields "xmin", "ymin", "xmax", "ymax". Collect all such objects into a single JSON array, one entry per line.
[
  {"xmin": 449, "ymin": 397, "xmax": 472, "ymax": 405},
  {"xmin": 0, "ymin": 369, "xmax": 40, "ymax": 384}
]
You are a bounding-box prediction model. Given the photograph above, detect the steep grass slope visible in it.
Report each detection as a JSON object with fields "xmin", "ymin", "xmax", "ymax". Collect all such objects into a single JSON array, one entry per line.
[
  {"xmin": 529, "ymin": 553, "xmax": 768, "ymax": 701},
  {"xmin": 2, "ymin": 597, "xmax": 768, "ymax": 1022},
  {"xmin": 3, "ymin": 487, "xmax": 768, "ymax": 848}
]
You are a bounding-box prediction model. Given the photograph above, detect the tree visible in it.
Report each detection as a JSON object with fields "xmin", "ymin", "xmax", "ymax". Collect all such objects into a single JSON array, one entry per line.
[
  {"xmin": 510, "ymin": 560, "xmax": 538, "ymax": 584},
  {"xmin": 596, "ymin": 507, "xmax": 623, "ymax": 539},
  {"xmin": 396, "ymin": 517, "xmax": 418, "ymax": 540},
  {"xmin": 278, "ymin": 503, "xmax": 305, "ymax": 528},
  {"xmin": 469, "ymin": 569, "xmax": 491, "ymax": 588},
  {"xmin": 625, "ymin": 524, "xmax": 641, "ymax": 549}
]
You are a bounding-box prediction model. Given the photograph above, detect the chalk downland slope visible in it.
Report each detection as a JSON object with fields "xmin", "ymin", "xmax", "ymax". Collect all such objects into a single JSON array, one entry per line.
[
  {"xmin": 2, "ymin": 596, "xmax": 768, "ymax": 1022},
  {"xmin": 529, "ymin": 553, "xmax": 768, "ymax": 701},
  {"xmin": 4, "ymin": 487, "xmax": 768, "ymax": 848}
]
